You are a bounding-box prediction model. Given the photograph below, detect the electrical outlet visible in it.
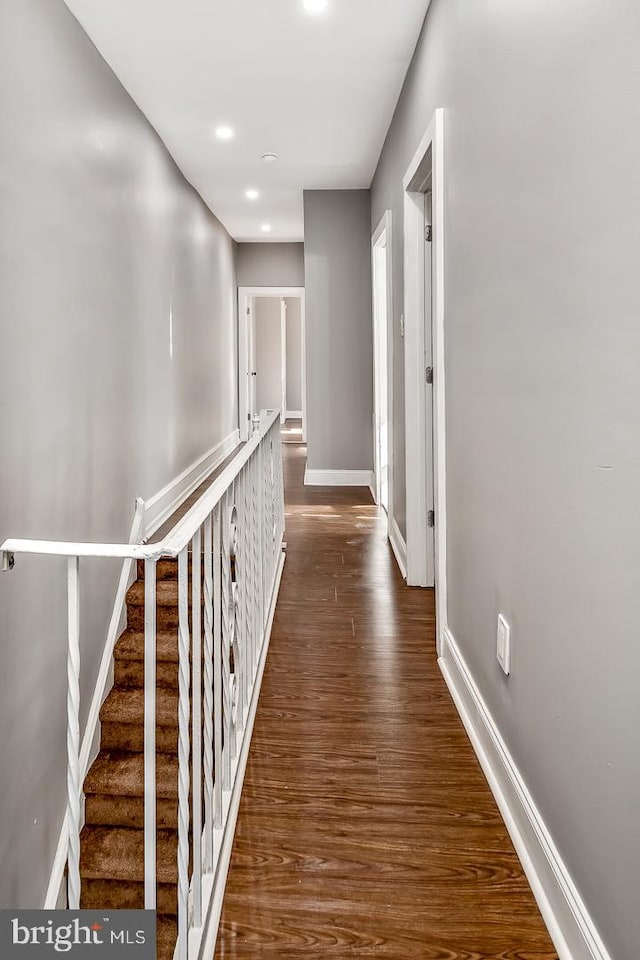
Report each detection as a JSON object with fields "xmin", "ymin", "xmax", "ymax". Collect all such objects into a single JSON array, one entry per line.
[{"xmin": 497, "ymin": 613, "xmax": 511, "ymax": 675}]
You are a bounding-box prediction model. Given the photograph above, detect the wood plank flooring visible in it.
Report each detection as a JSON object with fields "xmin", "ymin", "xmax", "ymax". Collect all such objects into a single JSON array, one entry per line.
[{"xmin": 214, "ymin": 428, "xmax": 558, "ymax": 959}]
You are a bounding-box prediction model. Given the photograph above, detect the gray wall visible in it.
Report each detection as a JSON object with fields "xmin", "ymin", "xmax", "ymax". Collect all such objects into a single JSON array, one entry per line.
[
  {"xmin": 285, "ymin": 298, "xmax": 302, "ymax": 413},
  {"xmin": 371, "ymin": 1, "xmax": 640, "ymax": 956},
  {"xmin": 236, "ymin": 242, "xmax": 305, "ymax": 287},
  {"xmin": 253, "ymin": 297, "xmax": 282, "ymax": 412},
  {"xmin": 0, "ymin": 0, "xmax": 237, "ymax": 908},
  {"xmin": 303, "ymin": 191, "xmax": 373, "ymax": 473}
]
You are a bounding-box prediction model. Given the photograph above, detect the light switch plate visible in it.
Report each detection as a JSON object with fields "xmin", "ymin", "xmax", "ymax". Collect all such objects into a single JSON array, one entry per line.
[{"xmin": 497, "ymin": 613, "xmax": 511, "ymax": 675}]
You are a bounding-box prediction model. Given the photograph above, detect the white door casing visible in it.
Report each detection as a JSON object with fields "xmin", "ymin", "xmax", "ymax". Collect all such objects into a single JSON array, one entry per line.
[
  {"xmin": 372, "ymin": 210, "xmax": 393, "ymax": 521},
  {"xmin": 402, "ymin": 108, "xmax": 447, "ymax": 653},
  {"xmin": 238, "ymin": 287, "xmax": 306, "ymax": 442}
]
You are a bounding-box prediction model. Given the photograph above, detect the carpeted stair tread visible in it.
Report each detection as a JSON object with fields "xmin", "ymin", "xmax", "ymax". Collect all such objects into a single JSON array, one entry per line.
[
  {"xmin": 157, "ymin": 916, "xmax": 178, "ymax": 960},
  {"xmin": 85, "ymin": 794, "xmax": 178, "ymax": 831},
  {"xmin": 126, "ymin": 580, "xmax": 182, "ymax": 609},
  {"xmin": 80, "ymin": 826, "xmax": 177, "ymax": 884},
  {"xmin": 101, "ymin": 722, "xmax": 177, "ymax": 754},
  {"xmin": 136, "ymin": 557, "xmax": 201, "ymax": 581},
  {"xmin": 81, "ymin": 878, "xmax": 177, "ymax": 916},
  {"xmin": 84, "ymin": 751, "xmax": 177, "ymax": 800},
  {"xmin": 114, "ymin": 628, "xmax": 179, "ymax": 663},
  {"xmin": 114, "ymin": 658, "xmax": 179, "ymax": 691},
  {"xmin": 99, "ymin": 686, "xmax": 178, "ymax": 729}
]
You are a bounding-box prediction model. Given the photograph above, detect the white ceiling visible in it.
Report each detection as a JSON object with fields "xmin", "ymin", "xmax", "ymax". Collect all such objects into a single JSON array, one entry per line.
[{"xmin": 63, "ymin": 0, "xmax": 430, "ymax": 242}]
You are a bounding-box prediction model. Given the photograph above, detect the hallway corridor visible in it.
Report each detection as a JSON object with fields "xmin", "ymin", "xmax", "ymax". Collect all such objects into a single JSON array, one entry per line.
[{"xmin": 214, "ymin": 431, "xmax": 557, "ymax": 959}]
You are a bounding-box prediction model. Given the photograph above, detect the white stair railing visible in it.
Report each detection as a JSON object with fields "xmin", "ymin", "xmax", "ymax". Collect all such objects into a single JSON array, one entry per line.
[{"xmin": 1, "ymin": 409, "xmax": 286, "ymax": 960}]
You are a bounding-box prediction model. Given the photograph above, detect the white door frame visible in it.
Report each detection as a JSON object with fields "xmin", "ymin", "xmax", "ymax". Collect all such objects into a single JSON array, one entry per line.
[
  {"xmin": 238, "ymin": 286, "xmax": 306, "ymax": 442},
  {"xmin": 403, "ymin": 108, "xmax": 447, "ymax": 652},
  {"xmin": 280, "ymin": 298, "xmax": 287, "ymax": 425},
  {"xmin": 371, "ymin": 210, "xmax": 394, "ymax": 522}
]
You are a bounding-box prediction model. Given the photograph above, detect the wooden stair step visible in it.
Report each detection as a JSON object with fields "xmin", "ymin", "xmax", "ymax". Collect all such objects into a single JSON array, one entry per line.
[{"xmin": 80, "ymin": 826, "xmax": 177, "ymax": 885}]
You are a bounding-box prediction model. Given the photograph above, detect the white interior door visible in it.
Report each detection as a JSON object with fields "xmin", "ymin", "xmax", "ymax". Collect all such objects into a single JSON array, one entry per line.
[
  {"xmin": 424, "ymin": 190, "xmax": 435, "ymax": 583},
  {"xmin": 248, "ymin": 296, "xmax": 257, "ymax": 420}
]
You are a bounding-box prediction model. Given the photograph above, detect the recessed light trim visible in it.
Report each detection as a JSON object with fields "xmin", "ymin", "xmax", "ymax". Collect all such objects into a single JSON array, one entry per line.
[
  {"xmin": 261, "ymin": 152, "xmax": 279, "ymax": 164},
  {"xmin": 245, "ymin": 188, "xmax": 260, "ymax": 200},
  {"xmin": 261, "ymin": 224, "xmax": 272, "ymax": 233},
  {"xmin": 303, "ymin": 0, "xmax": 328, "ymax": 13},
  {"xmin": 215, "ymin": 125, "xmax": 234, "ymax": 141}
]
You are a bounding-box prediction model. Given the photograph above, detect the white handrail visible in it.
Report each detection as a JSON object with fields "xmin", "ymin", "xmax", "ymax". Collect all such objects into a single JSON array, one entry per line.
[
  {"xmin": 1, "ymin": 407, "xmax": 286, "ymax": 960},
  {"xmin": 0, "ymin": 409, "xmax": 279, "ymax": 566}
]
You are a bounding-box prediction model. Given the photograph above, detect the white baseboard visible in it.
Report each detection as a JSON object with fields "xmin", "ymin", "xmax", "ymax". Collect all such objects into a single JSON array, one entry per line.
[
  {"xmin": 439, "ymin": 627, "xmax": 611, "ymax": 960},
  {"xmin": 144, "ymin": 429, "xmax": 240, "ymax": 538},
  {"xmin": 304, "ymin": 468, "xmax": 374, "ymax": 488},
  {"xmin": 388, "ymin": 516, "xmax": 407, "ymax": 580},
  {"xmin": 285, "ymin": 410, "xmax": 302, "ymax": 420}
]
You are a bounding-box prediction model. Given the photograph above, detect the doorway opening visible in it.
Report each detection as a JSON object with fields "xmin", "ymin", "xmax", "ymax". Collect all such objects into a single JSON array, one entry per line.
[
  {"xmin": 402, "ymin": 108, "xmax": 447, "ymax": 652},
  {"xmin": 372, "ymin": 210, "xmax": 393, "ymax": 521},
  {"xmin": 238, "ymin": 286, "xmax": 306, "ymax": 443}
]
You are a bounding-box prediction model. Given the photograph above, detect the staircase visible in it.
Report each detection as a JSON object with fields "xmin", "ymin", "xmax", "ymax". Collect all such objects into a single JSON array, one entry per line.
[
  {"xmin": 80, "ymin": 557, "xmax": 188, "ymax": 960},
  {"xmin": 1, "ymin": 410, "xmax": 285, "ymax": 960}
]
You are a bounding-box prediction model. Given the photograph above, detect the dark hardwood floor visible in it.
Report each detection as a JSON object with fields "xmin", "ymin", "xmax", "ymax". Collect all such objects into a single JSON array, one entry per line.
[{"xmin": 214, "ymin": 425, "xmax": 558, "ymax": 959}]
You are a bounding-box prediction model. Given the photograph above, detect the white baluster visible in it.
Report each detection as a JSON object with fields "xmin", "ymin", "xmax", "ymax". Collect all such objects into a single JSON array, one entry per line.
[
  {"xmin": 213, "ymin": 504, "xmax": 223, "ymax": 829},
  {"xmin": 177, "ymin": 547, "xmax": 191, "ymax": 960},
  {"xmin": 203, "ymin": 515, "xmax": 214, "ymax": 872},
  {"xmin": 66, "ymin": 556, "xmax": 81, "ymax": 910},
  {"xmin": 191, "ymin": 528, "xmax": 203, "ymax": 928},
  {"xmin": 240, "ymin": 463, "xmax": 251, "ymax": 700},
  {"xmin": 221, "ymin": 492, "xmax": 233, "ymax": 788},
  {"xmin": 252, "ymin": 451, "xmax": 262, "ymax": 664},
  {"xmin": 143, "ymin": 559, "xmax": 157, "ymax": 910},
  {"xmin": 235, "ymin": 472, "xmax": 246, "ymax": 735}
]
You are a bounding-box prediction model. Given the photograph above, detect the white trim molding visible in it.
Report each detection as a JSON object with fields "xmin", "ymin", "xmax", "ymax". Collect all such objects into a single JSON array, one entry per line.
[
  {"xmin": 439, "ymin": 628, "xmax": 612, "ymax": 960},
  {"xmin": 143, "ymin": 429, "xmax": 240, "ymax": 538},
  {"xmin": 304, "ymin": 468, "xmax": 374, "ymax": 489},
  {"xmin": 285, "ymin": 410, "xmax": 303, "ymax": 420},
  {"xmin": 388, "ymin": 517, "xmax": 407, "ymax": 580}
]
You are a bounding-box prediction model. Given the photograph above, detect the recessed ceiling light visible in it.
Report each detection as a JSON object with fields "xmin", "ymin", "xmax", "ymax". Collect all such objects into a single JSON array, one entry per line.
[
  {"xmin": 303, "ymin": 0, "xmax": 328, "ymax": 13},
  {"xmin": 215, "ymin": 125, "xmax": 234, "ymax": 141},
  {"xmin": 245, "ymin": 188, "xmax": 260, "ymax": 200},
  {"xmin": 261, "ymin": 224, "xmax": 272, "ymax": 233},
  {"xmin": 261, "ymin": 153, "xmax": 279, "ymax": 164}
]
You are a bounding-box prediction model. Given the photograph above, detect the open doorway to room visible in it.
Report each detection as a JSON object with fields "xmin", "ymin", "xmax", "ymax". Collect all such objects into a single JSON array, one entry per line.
[
  {"xmin": 238, "ymin": 286, "xmax": 306, "ymax": 443},
  {"xmin": 372, "ymin": 210, "xmax": 393, "ymax": 521}
]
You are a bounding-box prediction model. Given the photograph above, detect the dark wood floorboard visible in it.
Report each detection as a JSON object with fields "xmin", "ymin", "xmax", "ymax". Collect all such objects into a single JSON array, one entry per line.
[{"xmin": 214, "ymin": 429, "xmax": 557, "ymax": 959}]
